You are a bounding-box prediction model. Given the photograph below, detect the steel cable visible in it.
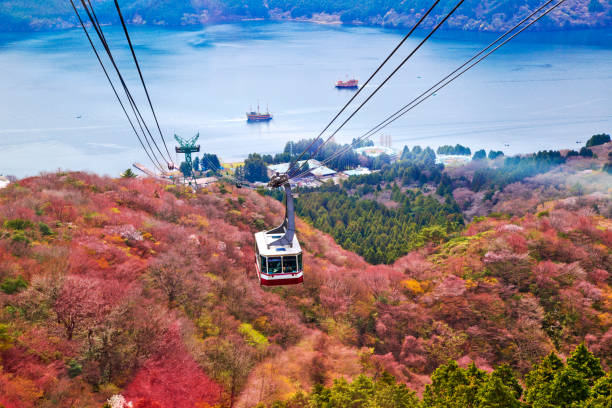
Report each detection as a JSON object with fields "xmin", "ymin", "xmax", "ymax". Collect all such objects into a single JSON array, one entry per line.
[
  {"xmin": 285, "ymin": 0, "xmax": 442, "ymax": 176},
  {"xmin": 290, "ymin": 0, "xmax": 567, "ymax": 181},
  {"xmin": 288, "ymin": 0, "xmax": 466, "ymax": 179},
  {"xmin": 69, "ymin": 0, "xmax": 164, "ymax": 172}
]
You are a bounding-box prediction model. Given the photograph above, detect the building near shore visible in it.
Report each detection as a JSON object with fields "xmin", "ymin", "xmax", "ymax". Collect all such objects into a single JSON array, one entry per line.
[
  {"xmin": 343, "ymin": 167, "xmax": 372, "ymax": 177},
  {"xmin": 0, "ymin": 176, "xmax": 10, "ymax": 189},
  {"xmin": 354, "ymin": 145, "xmax": 397, "ymax": 159},
  {"xmin": 436, "ymin": 154, "xmax": 472, "ymax": 167},
  {"xmin": 267, "ymin": 160, "xmax": 336, "ymax": 180}
]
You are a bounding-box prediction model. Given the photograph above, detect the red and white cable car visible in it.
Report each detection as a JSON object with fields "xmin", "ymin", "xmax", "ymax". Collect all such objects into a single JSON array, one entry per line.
[{"xmin": 254, "ymin": 179, "xmax": 303, "ymax": 286}]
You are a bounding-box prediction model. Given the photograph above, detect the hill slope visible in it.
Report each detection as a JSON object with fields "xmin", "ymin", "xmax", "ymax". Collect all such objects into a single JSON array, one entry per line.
[{"xmin": 0, "ymin": 171, "xmax": 610, "ymax": 407}]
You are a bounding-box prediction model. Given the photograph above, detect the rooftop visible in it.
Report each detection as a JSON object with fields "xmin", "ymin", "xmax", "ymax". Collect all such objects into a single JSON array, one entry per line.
[
  {"xmin": 268, "ymin": 160, "xmax": 336, "ymax": 178},
  {"xmin": 0, "ymin": 177, "xmax": 10, "ymax": 189},
  {"xmin": 436, "ymin": 154, "xmax": 472, "ymax": 167},
  {"xmin": 254, "ymin": 230, "xmax": 302, "ymax": 257},
  {"xmin": 354, "ymin": 145, "xmax": 397, "ymax": 158},
  {"xmin": 343, "ymin": 167, "xmax": 372, "ymax": 177}
]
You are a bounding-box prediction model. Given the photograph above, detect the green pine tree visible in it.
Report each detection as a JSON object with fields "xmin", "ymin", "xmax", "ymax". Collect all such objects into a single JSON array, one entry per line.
[
  {"xmin": 476, "ymin": 376, "xmax": 521, "ymax": 408},
  {"xmin": 490, "ymin": 364, "xmax": 523, "ymax": 400},
  {"xmin": 566, "ymin": 343, "xmax": 605, "ymax": 386},
  {"xmin": 585, "ymin": 373, "xmax": 612, "ymax": 408},
  {"xmin": 525, "ymin": 352, "xmax": 564, "ymax": 407},
  {"xmin": 121, "ymin": 168, "xmax": 137, "ymax": 178},
  {"xmin": 549, "ymin": 367, "xmax": 590, "ymax": 407},
  {"xmin": 422, "ymin": 360, "xmax": 471, "ymax": 408}
]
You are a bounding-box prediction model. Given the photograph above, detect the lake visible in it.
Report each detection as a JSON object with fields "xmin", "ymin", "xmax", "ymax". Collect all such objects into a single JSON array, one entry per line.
[{"xmin": 0, "ymin": 22, "xmax": 611, "ymax": 177}]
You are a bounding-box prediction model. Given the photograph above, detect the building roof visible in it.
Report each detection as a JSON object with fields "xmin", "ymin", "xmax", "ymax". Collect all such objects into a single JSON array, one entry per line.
[
  {"xmin": 267, "ymin": 160, "xmax": 336, "ymax": 178},
  {"xmin": 435, "ymin": 154, "xmax": 472, "ymax": 167},
  {"xmin": 343, "ymin": 167, "xmax": 372, "ymax": 177},
  {"xmin": 0, "ymin": 177, "xmax": 9, "ymax": 189},
  {"xmin": 354, "ymin": 145, "xmax": 397, "ymax": 158},
  {"xmin": 254, "ymin": 231, "xmax": 302, "ymax": 257}
]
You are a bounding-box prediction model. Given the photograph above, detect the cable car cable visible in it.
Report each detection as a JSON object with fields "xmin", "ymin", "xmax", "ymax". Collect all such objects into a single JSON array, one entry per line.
[
  {"xmin": 292, "ymin": 0, "xmax": 565, "ymax": 181},
  {"xmin": 81, "ymin": 0, "xmax": 166, "ymax": 171},
  {"xmin": 69, "ymin": 0, "xmax": 164, "ymax": 173},
  {"xmin": 285, "ymin": 0, "xmax": 442, "ymax": 177},
  {"xmin": 113, "ymin": 0, "xmax": 174, "ymax": 163},
  {"xmin": 79, "ymin": 0, "xmax": 167, "ymax": 171},
  {"xmin": 288, "ymin": 0, "xmax": 466, "ymax": 179},
  {"xmin": 350, "ymin": 0, "xmax": 568, "ymax": 152},
  {"xmin": 290, "ymin": 0, "xmax": 566, "ymax": 181},
  {"xmin": 354, "ymin": 0, "xmax": 557, "ymax": 145},
  {"xmin": 85, "ymin": 0, "xmax": 165, "ymax": 166}
]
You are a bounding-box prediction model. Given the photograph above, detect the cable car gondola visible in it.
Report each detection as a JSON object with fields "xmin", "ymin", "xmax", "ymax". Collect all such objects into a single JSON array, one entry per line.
[{"xmin": 254, "ymin": 175, "xmax": 303, "ymax": 286}]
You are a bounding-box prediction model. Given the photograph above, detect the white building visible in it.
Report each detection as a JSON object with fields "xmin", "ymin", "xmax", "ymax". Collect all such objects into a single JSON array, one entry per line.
[
  {"xmin": 267, "ymin": 160, "xmax": 336, "ymax": 180},
  {"xmin": 0, "ymin": 176, "xmax": 10, "ymax": 189},
  {"xmin": 435, "ymin": 155, "xmax": 472, "ymax": 167},
  {"xmin": 354, "ymin": 145, "xmax": 397, "ymax": 158},
  {"xmin": 343, "ymin": 167, "xmax": 372, "ymax": 177}
]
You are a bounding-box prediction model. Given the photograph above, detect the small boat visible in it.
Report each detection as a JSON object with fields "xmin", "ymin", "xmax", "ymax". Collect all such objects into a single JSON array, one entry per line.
[
  {"xmin": 335, "ymin": 78, "xmax": 359, "ymax": 89},
  {"xmin": 247, "ymin": 104, "xmax": 272, "ymax": 122}
]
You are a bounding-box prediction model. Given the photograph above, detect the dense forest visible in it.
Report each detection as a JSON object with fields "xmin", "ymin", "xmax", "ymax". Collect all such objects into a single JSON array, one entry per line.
[
  {"xmin": 280, "ymin": 145, "xmax": 464, "ymax": 264},
  {"xmin": 294, "ymin": 184, "xmax": 463, "ymax": 264},
  {"xmin": 260, "ymin": 136, "xmax": 609, "ymax": 264},
  {"xmin": 1, "ymin": 0, "xmax": 611, "ymax": 31}
]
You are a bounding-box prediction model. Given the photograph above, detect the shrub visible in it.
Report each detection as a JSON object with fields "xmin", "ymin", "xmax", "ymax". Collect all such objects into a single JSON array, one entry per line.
[
  {"xmin": 0, "ymin": 323, "xmax": 13, "ymax": 351},
  {"xmin": 580, "ymin": 147, "xmax": 594, "ymax": 157},
  {"xmin": 586, "ymin": 133, "xmax": 610, "ymax": 147},
  {"xmin": 4, "ymin": 218, "xmax": 33, "ymax": 230},
  {"xmin": 10, "ymin": 230, "xmax": 31, "ymax": 245},
  {"xmin": 473, "ymin": 149, "xmax": 487, "ymax": 160},
  {"xmin": 488, "ymin": 150, "xmax": 505, "ymax": 160},
  {"xmin": 67, "ymin": 359, "xmax": 83, "ymax": 378},
  {"xmin": 38, "ymin": 222, "xmax": 53, "ymax": 236},
  {"xmin": 0, "ymin": 276, "xmax": 28, "ymax": 294},
  {"xmin": 239, "ymin": 323, "xmax": 269, "ymax": 348},
  {"xmin": 253, "ymin": 218, "xmax": 266, "ymax": 230}
]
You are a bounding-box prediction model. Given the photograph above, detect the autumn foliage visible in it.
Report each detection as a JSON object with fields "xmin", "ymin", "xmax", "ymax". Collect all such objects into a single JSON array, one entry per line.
[{"xmin": 0, "ymin": 171, "xmax": 610, "ymax": 407}]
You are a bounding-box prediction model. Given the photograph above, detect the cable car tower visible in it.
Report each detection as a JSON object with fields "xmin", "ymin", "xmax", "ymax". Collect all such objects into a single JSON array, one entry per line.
[{"xmin": 175, "ymin": 133, "xmax": 201, "ymax": 185}]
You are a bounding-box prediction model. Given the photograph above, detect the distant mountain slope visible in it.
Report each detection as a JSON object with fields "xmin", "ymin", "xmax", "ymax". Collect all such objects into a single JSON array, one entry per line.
[{"xmin": 1, "ymin": 0, "xmax": 611, "ymax": 31}]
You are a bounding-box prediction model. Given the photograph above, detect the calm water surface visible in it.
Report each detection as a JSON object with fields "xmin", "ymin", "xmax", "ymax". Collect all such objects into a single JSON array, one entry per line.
[{"xmin": 0, "ymin": 22, "xmax": 611, "ymax": 177}]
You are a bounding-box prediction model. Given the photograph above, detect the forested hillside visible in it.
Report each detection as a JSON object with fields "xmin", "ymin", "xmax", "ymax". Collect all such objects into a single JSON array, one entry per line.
[
  {"xmin": 262, "ymin": 137, "xmax": 611, "ymax": 265},
  {"xmin": 0, "ymin": 161, "xmax": 610, "ymax": 406},
  {"xmin": 1, "ymin": 0, "xmax": 611, "ymax": 31}
]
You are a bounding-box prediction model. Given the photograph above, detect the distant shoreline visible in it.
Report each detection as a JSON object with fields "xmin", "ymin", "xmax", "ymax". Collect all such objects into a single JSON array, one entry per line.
[
  {"xmin": 3, "ymin": 19, "xmax": 612, "ymax": 39},
  {"xmin": 2, "ymin": 11, "xmax": 612, "ymax": 34}
]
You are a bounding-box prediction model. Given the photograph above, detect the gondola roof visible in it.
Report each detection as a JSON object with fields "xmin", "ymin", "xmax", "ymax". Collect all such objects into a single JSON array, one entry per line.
[{"xmin": 254, "ymin": 230, "xmax": 301, "ymax": 257}]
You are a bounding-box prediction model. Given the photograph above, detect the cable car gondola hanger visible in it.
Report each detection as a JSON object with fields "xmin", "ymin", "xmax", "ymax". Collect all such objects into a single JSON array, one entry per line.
[{"xmin": 254, "ymin": 173, "xmax": 303, "ymax": 286}]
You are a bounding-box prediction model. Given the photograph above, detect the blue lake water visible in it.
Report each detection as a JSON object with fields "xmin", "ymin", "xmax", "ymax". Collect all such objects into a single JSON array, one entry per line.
[{"xmin": 0, "ymin": 22, "xmax": 611, "ymax": 177}]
